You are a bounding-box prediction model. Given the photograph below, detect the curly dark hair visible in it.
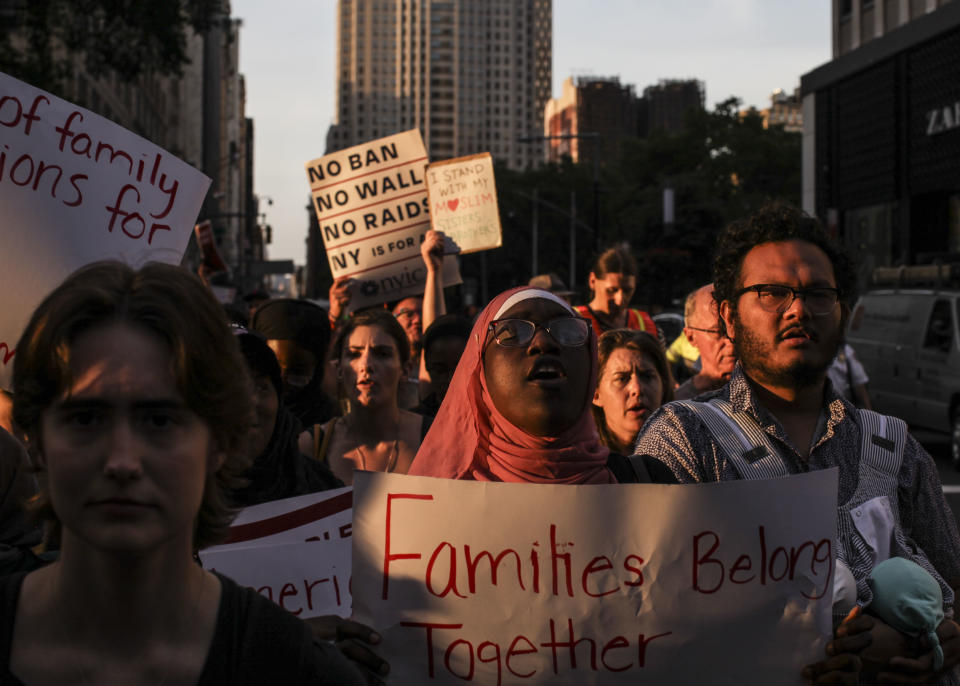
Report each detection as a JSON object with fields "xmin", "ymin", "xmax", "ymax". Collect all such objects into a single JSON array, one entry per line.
[{"xmin": 712, "ymin": 202, "xmax": 856, "ymax": 325}]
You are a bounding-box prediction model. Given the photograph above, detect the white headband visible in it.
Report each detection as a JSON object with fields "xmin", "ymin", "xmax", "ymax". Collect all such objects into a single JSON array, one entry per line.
[{"xmin": 493, "ymin": 288, "xmax": 576, "ymax": 320}]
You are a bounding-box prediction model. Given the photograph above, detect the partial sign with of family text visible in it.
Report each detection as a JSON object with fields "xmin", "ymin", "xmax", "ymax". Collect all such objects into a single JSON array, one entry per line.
[
  {"xmin": 305, "ymin": 130, "xmax": 460, "ymax": 310},
  {"xmin": 0, "ymin": 70, "xmax": 210, "ymax": 389},
  {"xmin": 426, "ymin": 152, "xmax": 502, "ymax": 254},
  {"xmin": 352, "ymin": 470, "xmax": 837, "ymax": 685}
]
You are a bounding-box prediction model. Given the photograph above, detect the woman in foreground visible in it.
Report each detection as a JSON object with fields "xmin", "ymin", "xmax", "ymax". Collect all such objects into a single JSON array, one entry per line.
[{"xmin": 1, "ymin": 262, "xmax": 364, "ymax": 685}]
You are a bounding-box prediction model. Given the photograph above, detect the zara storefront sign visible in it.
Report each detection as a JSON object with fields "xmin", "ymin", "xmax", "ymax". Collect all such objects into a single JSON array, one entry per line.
[{"xmin": 926, "ymin": 99, "xmax": 960, "ymax": 135}]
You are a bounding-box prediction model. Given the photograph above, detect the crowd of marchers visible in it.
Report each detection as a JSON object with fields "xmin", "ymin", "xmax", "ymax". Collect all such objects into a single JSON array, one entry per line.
[{"xmin": 0, "ymin": 201, "xmax": 956, "ymax": 685}]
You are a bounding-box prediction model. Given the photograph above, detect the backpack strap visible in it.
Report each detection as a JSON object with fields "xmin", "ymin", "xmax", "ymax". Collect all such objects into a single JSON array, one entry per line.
[
  {"xmin": 675, "ymin": 399, "xmax": 790, "ymax": 480},
  {"xmin": 855, "ymin": 409, "xmax": 906, "ymax": 477}
]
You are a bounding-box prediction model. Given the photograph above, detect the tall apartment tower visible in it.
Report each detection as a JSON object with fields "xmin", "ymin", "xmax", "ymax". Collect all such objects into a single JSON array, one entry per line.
[
  {"xmin": 325, "ymin": 0, "xmax": 552, "ymax": 169},
  {"xmin": 640, "ymin": 79, "xmax": 705, "ymax": 136}
]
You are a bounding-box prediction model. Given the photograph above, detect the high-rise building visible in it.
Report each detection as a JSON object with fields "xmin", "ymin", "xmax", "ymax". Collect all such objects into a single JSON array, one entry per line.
[
  {"xmin": 325, "ymin": 0, "xmax": 552, "ymax": 170},
  {"xmin": 640, "ymin": 79, "xmax": 705, "ymax": 136},
  {"xmin": 543, "ymin": 76, "xmax": 638, "ymax": 165}
]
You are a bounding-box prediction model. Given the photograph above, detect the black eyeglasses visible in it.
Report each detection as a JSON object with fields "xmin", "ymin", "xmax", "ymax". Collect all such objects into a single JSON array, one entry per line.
[
  {"xmin": 686, "ymin": 325, "xmax": 722, "ymax": 336},
  {"xmin": 735, "ymin": 284, "xmax": 840, "ymax": 316},
  {"xmin": 487, "ymin": 317, "xmax": 590, "ymax": 348}
]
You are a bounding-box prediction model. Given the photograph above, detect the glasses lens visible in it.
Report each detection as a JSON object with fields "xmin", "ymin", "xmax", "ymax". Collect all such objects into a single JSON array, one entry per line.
[
  {"xmin": 805, "ymin": 288, "xmax": 838, "ymax": 315},
  {"xmin": 549, "ymin": 318, "xmax": 589, "ymax": 346},
  {"xmin": 493, "ymin": 319, "xmax": 535, "ymax": 347},
  {"xmin": 756, "ymin": 285, "xmax": 794, "ymax": 312}
]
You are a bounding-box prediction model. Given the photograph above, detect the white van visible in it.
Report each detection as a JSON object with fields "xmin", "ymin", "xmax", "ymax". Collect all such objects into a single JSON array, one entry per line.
[{"xmin": 847, "ymin": 270, "xmax": 960, "ymax": 466}]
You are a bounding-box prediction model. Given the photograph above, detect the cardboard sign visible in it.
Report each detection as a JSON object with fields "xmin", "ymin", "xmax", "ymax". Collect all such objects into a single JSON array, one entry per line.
[
  {"xmin": 352, "ymin": 471, "xmax": 837, "ymax": 685},
  {"xmin": 0, "ymin": 71, "xmax": 210, "ymax": 389},
  {"xmin": 305, "ymin": 130, "xmax": 460, "ymax": 309},
  {"xmin": 426, "ymin": 153, "xmax": 502, "ymax": 254},
  {"xmin": 199, "ymin": 488, "xmax": 354, "ymax": 618}
]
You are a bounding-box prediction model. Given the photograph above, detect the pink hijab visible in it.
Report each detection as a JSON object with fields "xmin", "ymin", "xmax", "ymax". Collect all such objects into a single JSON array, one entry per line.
[{"xmin": 409, "ymin": 287, "xmax": 615, "ymax": 484}]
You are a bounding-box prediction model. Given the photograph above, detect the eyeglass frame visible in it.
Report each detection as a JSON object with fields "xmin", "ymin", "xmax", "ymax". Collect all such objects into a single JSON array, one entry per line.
[
  {"xmin": 486, "ymin": 317, "xmax": 590, "ymax": 348},
  {"xmin": 733, "ymin": 283, "xmax": 841, "ymax": 315},
  {"xmin": 685, "ymin": 325, "xmax": 723, "ymax": 335}
]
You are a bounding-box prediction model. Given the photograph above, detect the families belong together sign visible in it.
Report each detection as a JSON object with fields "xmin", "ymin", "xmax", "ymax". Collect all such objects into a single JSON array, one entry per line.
[
  {"xmin": 0, "ymin": 71, "xmax": 209, "ymax": 389},
  {"xmin": 352, "ymin": 470, "xmax": 838, "ymax": 685}
]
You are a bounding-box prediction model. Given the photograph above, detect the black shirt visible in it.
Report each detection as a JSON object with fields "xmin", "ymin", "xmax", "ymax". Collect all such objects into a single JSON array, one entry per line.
[{"xmin": 0, "ymin": 571, "xmax": 365, "ymax": 685}]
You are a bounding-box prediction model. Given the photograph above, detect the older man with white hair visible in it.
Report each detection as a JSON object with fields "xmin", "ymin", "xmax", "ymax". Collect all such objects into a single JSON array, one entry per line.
[{"xmin": 673, "ymin": 283, "xmax": 737, "ymax": 400}]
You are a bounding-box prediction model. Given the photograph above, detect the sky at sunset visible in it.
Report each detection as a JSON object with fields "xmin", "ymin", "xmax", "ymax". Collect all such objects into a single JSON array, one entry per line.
[{"xmin": 231, "ymin": 0, "xmax": 832, "ymax": 269}]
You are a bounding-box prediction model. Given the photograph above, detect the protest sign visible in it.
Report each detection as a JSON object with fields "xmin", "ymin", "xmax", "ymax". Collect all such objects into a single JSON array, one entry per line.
[
  {"xmin": 0, "ymin": 70, "xmax": 209, "ymax": 389},
  {"xmin": 305, "ymin": 130, "xmax": 461, "ymax": 309},
  {"xmin": 194, "ymin": 220, "xmax": 228, "ymax": 274},
  {"xmin": 199, "ymin": 488, "xmax": 354, "ymax": 618},
  {"xmin": 201, "ymin": 539, "xmax": 352, "ymax": 619},
  {"xmin": 352, "ymin": 470, "xmax": 837, "ymax": 685},
  {"xmin": 206, "ymin": 487, "xmax": 353, "ymax": 549},
  {"xmin": 426, "ymin": 152, "xmax": 502, "ymax": 254}
]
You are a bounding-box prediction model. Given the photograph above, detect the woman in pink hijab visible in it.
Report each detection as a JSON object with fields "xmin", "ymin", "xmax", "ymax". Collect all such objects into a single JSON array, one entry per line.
[{"xmin": 409, "ymin": 286, "xmax": 657, "ymax": 484}]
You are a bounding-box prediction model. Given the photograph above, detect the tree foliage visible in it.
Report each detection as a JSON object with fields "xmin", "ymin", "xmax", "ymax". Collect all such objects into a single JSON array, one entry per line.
[
  {"xmin": 0, "ymin": 0, "xmax": 223, "ymax": 95},
  {"xmin": 459, "ymin": 97, "xmax": 802, "ymax": 311}
]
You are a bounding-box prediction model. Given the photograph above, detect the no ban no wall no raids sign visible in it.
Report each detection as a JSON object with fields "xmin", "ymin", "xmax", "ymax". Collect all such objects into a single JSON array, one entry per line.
[
  {"xmin": 305, "ymin": 130, "xmax": 460, "ymax": 310},
  {"xmin": 0, "ymin": 70, "xmax": 210, "ymax": 390}
]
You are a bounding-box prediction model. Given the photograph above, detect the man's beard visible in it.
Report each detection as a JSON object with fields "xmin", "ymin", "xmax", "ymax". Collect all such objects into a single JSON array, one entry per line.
[{"xmin": 730, "ymin": 314, "xmax": 841, "ymax": 390}]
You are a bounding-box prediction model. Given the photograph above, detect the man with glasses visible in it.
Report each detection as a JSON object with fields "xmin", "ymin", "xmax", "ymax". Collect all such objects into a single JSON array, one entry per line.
[
  {"xmin": 674, "ymin": 283, "xmax": 737, "ymax": 400},
  {"xmin": 634, "ymin": 203, "xmax": 960, "ymax": 684}
]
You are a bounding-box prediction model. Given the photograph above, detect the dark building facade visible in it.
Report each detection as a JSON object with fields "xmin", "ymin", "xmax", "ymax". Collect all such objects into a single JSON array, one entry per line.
[
  {"xmin": 639, "ymin": 79, "xmax": 705, "ymax": 136},
  {"xmin": 802, "ymin": 2, "xmax": 960, "ymax": 283},
  {"xmin": 543, "ymin": 76, "xmax": 638, "ymax": 165}
]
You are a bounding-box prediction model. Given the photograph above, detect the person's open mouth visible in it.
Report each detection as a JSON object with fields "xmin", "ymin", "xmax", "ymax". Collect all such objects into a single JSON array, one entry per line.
[{"xmin": 526, "ymin": 358, "xmax": 567, "ymax": 387}]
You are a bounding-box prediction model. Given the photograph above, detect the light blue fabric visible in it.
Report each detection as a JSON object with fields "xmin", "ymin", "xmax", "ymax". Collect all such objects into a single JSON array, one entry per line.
[{"xmin": 867, "ymin": 557, "xmax": 945, "ymax": 671}]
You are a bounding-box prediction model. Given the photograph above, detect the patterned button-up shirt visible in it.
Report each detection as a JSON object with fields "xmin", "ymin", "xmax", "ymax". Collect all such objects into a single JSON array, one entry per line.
[{"xmin": 633, "ymin": 365, "xmax": 960, "ymax": 602}]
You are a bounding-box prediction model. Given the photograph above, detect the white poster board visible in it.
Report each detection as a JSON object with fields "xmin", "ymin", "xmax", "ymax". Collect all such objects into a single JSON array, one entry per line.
[
  {"xmin": 202, "ymin": 539, "xmax": 352, "ymax": 618},
  {"xmin": 0, "ymin": 71, "xmax": 210, "ymax": 389},
  {"xmin": 426, "ymin": 152, "xmax": 502, "ymax": 254},
  {"xmin": 305, "ymin": 130, "xmax": 460, "ymax": 309},
  {"xmin": 352, "ymin": 470, "xmax": 837, "ymax": 685},
  {"xmin": 199, "ymin": 488, "xmax": 354, "ymax": 618}
]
